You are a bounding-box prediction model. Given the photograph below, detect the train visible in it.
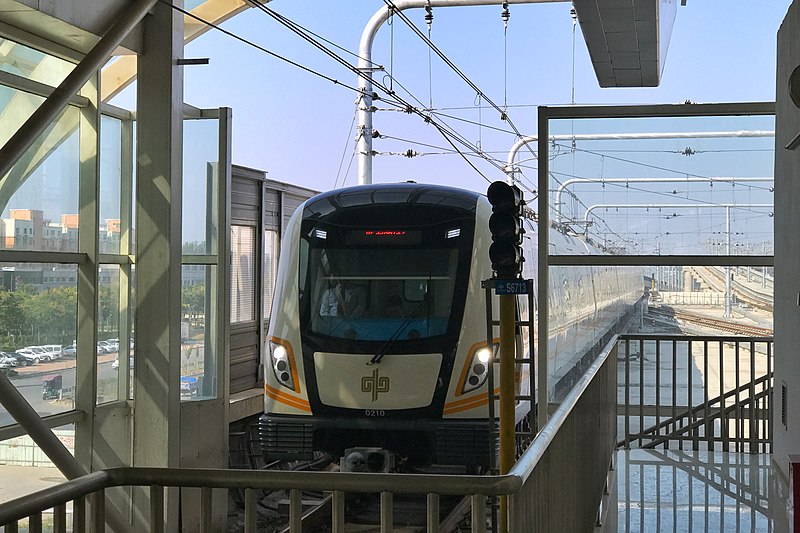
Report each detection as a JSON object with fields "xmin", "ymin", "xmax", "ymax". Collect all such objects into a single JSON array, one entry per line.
[{"xmin": 259, "ymin": 182, "xmax": 642, "ymax": 471}]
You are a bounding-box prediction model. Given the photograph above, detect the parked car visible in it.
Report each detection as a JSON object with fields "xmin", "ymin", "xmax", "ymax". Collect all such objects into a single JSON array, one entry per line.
[
  {"xmin": 24, "ymin": 346, "xmax": 54, "ymax": 361},
  {"xmin": 4, "ymin": 352, "xmax": 30, "ymax": 367},
  {"xmin": 0, "ymin": 354, "xmax": 18, "ymax": 368},
  {"xmin": 40, "ymin": 345, "xmax": 62, "ymax": 359},
  {"xmin": 16, "ymin": 349, "xmax": 42, "ymax": 365},
  {"xmin": 62, "ymin": 344, "xmax": 77, "ymax": 357},
  {"xmin": 98, "ymin": 340, "xmax": 118, "ymax": 353}
]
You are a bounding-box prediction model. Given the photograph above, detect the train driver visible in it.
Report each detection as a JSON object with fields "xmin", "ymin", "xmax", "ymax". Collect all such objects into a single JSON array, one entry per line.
[{"xmin": 319, "ymin": 279, "xmax": 366, "ymax": 317}]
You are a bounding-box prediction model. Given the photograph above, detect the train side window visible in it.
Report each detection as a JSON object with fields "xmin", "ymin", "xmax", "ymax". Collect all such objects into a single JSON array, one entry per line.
[{"xmin": 298, "ymin": 239, "xmax": 309, "ymax": 297}]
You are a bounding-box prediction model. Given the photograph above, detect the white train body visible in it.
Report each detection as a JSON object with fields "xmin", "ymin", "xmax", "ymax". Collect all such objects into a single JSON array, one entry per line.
[{"xmin": 260, "ymin": 183, "xmax": 640, "ymax": 468}]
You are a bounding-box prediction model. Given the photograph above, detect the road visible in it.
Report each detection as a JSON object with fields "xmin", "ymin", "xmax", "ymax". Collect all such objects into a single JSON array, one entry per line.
[
  {"xmin": 0, "ymin": 355, "xmax": 118, "ymax": 427},
  {"xmin": 0, "ymin": 343, "xmax": 206, "ymax": 427}
]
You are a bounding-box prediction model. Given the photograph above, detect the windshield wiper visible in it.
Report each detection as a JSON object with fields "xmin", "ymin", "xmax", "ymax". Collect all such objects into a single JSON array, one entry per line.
[{"xmin": 368, "ymin": 297, "xmax": 430, "ymax": 365}]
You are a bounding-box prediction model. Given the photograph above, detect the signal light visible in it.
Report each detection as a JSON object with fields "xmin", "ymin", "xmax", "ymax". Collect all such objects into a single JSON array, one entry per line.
[{"xmin": 487, "ymin": 181, "xmax": 525, "ymax": 278}]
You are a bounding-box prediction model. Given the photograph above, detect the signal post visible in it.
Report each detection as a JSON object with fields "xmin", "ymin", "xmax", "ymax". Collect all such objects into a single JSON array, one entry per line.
[{"xmin": 486, "ymin": 181, "xmax": 526, "ymax": 533}]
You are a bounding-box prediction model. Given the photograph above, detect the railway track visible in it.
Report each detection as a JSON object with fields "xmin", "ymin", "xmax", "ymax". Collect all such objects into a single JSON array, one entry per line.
[
  {"xmin": 692, "ymin": 266, "xmax": 774, "ymax": 313},
  {"xmin": 650, "ymin": 307, "xmax": 773, "ymax": 337}
]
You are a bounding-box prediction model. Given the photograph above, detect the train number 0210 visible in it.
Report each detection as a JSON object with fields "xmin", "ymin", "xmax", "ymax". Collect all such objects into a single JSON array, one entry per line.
[{"xmin": 364, "ymin": 409, "xmax": 385, "ymax": 417}]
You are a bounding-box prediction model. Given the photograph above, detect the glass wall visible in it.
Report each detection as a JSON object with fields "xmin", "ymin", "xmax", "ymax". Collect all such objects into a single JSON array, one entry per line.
[
  {"xmin": 0, "ymin": 102, "xmax": 80, "ymax": 253},
  {"xmin": 183, "ymin": 118, "xmax": 219, "ymax": 254},
  {"xmin": 0, "ymin": 262, "xmax": 78, "ymax": 425},
  {"xmin": 0, "ymin": 38, "xmax": 74, "ymax": 86},
  {"xmin": 545, "ymin": 114, "xmax": 775, "ymax": 256},
  {"xmin": 181, "ymin": 116, "xmax": 223, "ymax": 400},
  {"xmin": 181, "ymin": 265, "xmax": 217, "ymax": 398},
  {"xmin": 540, "ymin": 105, "xmax": 775, "ymax": 407}
]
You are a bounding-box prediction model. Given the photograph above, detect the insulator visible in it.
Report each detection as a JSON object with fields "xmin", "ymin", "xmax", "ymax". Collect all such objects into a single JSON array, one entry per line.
[
  {"xmin": 501, "ymin": 2, "xmax": 510, "ymax": 27},
  {"xmin": 404, "ymin": 149, "xmax": 416, "ymax": 158},
  {"xmin": 425, "ymin": 4, "xmax": 433, "ymax": 30},
  {"xmin": 371, "ymin": 129, "xmax": 381, "ymax": 138}
]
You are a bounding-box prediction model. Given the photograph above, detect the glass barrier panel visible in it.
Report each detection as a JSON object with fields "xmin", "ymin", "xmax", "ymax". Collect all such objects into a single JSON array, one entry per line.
[
  {"xmin": 0, "ymin": 264, "xmax": 77, "ymax": 425},
  {"xmin": 99, "ymin": 115, "xmax": 124, "ymax": 255},
  {"xmin": 263, "ymin": 229, "xmax": 279, "ymax": 322},
  {"xmin": 545, "ymin": 114, "xmax": 775, "ymax": 256},
  {"xmin": 183, "ymin": 118, "xmax": 219, "ymax": 255},
  {"xmin": 0, "ymin": 99, "xmax": 80, "ymax": 252},
  {"xmin": 182, "ymin": 264, "xmax": 217, "ymax": 400},
  {"xmin": 0, "ymin": 424, "xmax": 73, "ymax": 507},
  {"xmin": 0, "ymin": 37, "xmax": 75, "ymax": 87},
  {"xmin": 546, "ymin": 265, "xmax": 643, "ymax": 402},
  {"xmin": 98, "ymin": 264, "xmax": 122, "ymax": 404}
]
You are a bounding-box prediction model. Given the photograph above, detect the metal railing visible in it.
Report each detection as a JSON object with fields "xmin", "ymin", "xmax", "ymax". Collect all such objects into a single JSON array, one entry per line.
[
  {"xmin": 0, "ymin": 339, "xmax": 620, "ymax": 532},
  {"xmin": 618, "ymin": 335, "xmax": 773, "ymax": 453}
]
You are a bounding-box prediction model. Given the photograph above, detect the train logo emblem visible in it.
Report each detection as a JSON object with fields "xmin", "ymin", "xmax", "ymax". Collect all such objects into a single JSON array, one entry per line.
[{"xmin": 361, "ymin": 368, "xmax": 390, "ymax": 402}]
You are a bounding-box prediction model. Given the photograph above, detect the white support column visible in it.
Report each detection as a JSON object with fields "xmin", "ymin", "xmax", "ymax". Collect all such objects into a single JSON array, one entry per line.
[
  {"xmin": 74, "ymin": 72, "xmax": 100, "ymax": 473},
  {"xmin": 133, "ymin": 1, "xmax": 184, "ymax": 529}
]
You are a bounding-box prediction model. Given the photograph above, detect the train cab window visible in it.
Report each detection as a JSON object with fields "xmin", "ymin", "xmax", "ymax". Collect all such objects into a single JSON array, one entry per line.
[{"xmin": 303, "ymin": 247, "xmax": 458, "ymax": 341}]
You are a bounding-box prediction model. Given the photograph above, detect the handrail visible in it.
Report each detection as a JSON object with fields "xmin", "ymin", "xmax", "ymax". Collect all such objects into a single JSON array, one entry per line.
[
  {"xmin": 643, "ymin": 386, "xmax": 771, "ymax": 449},
  {"xmin": 511, "ymin": 334, "xmax": 618, "ymax": 484},
  {"xmin": 621, "ymin": 333, "xmax": 773, "ymax": 342},
  {"xmin": 0, "ymin": 336, "xmax": 620, "ymax": 531},
  {"xmin": 106, "ymin": 467, "xmax": 522, "ymax": 495},
  {"xmin": 620, "ymin": 371, "xmax": 772, "ymax": 447},
  {"xmin": 0, "ymin": 471, "xmax": 108, "ymax": 525},
  {"xmin": 0, "ymin": 467, "xmax": 520, "ymax": 527}
]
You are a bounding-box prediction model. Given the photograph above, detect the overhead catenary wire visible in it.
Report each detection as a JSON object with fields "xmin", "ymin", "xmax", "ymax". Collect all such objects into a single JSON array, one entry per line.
[
  {"xmin": 380, "ymin": 0, "xmax": 543, "ymax": 175},
  {"xmin": 159, "ymin": 0, "xmax": 363, "ymax": 94},
  {"xmin": 245, "ymin": 0, "xmax": 381, "ymax": 67},
  {"xmin": 245, "ymin": 0, "xmax": 510, "ymax": 182},
  {"xmin": 334, "ymin": 103, "xmax": 360, "ymax": 188},
  {"xmin": 550, "ymin": 142, "xmax": 775, "ymax": 193},
  {"xmin": 166, "ymin": 0, "xmax": 503, "ymax": 184}
]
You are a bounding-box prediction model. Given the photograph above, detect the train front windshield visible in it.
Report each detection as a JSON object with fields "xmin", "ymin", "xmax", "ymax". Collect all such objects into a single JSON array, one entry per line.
[{"xmin": 299, "ymin": 226, "xmax": 469, "ymax": 342}]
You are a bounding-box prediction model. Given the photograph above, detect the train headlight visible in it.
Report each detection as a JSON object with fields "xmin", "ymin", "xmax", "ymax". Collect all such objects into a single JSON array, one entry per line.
[
  {"xmin": 458, "ymin": 342, "xmax": 496, "ymax": 395},
  {"xmin": 269, "ymin": 338, "xmax": 298, "ymax": 392}
]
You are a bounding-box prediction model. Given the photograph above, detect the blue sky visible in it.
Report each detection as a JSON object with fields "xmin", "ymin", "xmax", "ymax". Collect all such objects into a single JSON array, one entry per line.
[{"xmin": 136, "ymin": 0, "xmax": 792, "ymax": 252}]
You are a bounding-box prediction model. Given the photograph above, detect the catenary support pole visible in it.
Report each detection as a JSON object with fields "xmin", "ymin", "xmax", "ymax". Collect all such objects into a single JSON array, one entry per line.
[
  {"xmin": 724, "ymin": 206, "xmax": 732, "ymax": 317},
  {"xmin": 356, "ymin": 0, "xmax": 567, "ymax": 185},
  {"xmin": 498, "ymin": 293, "xmax": 516, "ymax": 533},
  {"xmin": 0, "ymin": 0, "xmax": 158, "ymax": 180}
]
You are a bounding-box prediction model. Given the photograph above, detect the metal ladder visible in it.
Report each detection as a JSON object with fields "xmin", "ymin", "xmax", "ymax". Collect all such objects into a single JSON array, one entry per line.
[{"xmin": 481, "ymin": 278, "xmax": 537, "ymax": 531}]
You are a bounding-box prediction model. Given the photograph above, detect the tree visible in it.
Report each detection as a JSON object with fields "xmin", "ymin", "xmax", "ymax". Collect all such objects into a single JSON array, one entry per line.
[
  {"xmin": 21, "ymin": 286, "xmax": 77, "ymax": 345},
  {"xmin": 182, "ymin": 283, "xmax": 205, "ymax": 328},
  {"xmin": 0, "ymin": 289, "xmax": 25, "ymax": 350},
  {"xmin": 98, "ymin": 285, "xmax": 119, "ymax": 335}
]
